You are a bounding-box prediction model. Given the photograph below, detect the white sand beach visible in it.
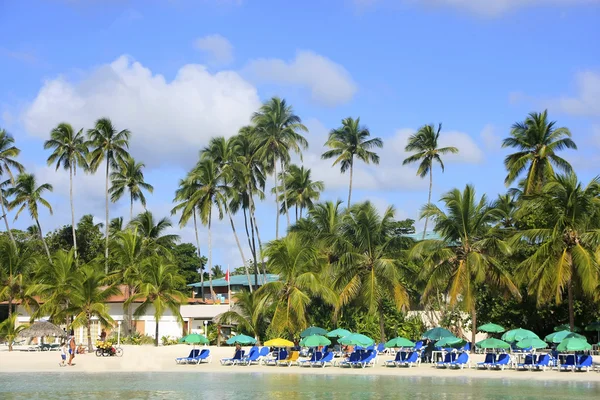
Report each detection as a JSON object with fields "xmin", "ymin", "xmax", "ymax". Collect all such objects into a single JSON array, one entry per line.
[{"xmin": 1, "ymin": 345, "xmax": 599, "ymax": 383}]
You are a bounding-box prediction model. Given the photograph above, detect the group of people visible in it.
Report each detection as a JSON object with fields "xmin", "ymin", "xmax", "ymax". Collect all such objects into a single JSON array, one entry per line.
[{"xmin": 59, "ymin": 335, "xmax": 77, "ymax": 367}]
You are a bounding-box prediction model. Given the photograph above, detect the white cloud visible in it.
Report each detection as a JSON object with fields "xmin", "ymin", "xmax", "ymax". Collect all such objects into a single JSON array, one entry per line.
[
  {"xmin": 194, "ymin": 34, "xmax": 234, "ymax": 66},
  {"xmin": 21, "ymin": 55, "xmax": 261, "ymax": 167},
  {"xmin": 480, "ymin": 124, "xmax": 501, "ymax": 150},
  {"xmin": 543, "ymin": 70, "xmax": 600, "ymax": 117},
  {"xmin": 243, "ymin": 50, "xmax": 357, "ymax": 107}
]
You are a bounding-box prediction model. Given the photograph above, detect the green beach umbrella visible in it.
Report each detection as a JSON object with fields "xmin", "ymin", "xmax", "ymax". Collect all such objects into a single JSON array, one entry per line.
[
  {"xmin": 553, "ymin": 324, "xmax": 582, "ymax": 332},
  {"xmin": 225, "ymin": 334, "xmax": 257, "ymax": 345},
  {"xmin": 501, "ymin": 328, "xmax": 539, "ymax": 342},
  {"xmin": 299, "ymin": 334, "xmax": 331, "ymax": 347},
  {"xmin": 178, "ymin": 333, "xmax": 210, "ymax": 345},
  {"xmin": 300, "ymin": 326, "xmax": 327, "ymax": 338},
  {"xmin": 516, "ymin": 338, "xmax": 548, "ymax": 349},
  {"xmin": 338, "ymin": 333, "xmax": 374, "ymax": 347},
  {"xmin": 543, "ymin": 330, "xmax": 585, "ymax": 344},
  {"xmin": 327, "ymin": 328, "xmax": 352, "ymax": 338},
  {"xmin": 477, "ymin": 323, "xmax": 505, "ymax": 333},
  {"xmin": 476, "ymin": 338, "xmax": 511, "ymax": 349},
  {"xmin": 556, "ymin": 337, "xmax": 592, "ymax": 352},
  {"xmin": 435, "ymin": 336, "xmax": 466, "ymax": 348},
  {"xmin": 384, "ymin": 337, "xmax": 415, "ymax": 348},
  {"xmin": 421, "ymin": 327, "xmax": 454, "ymax": 341}
]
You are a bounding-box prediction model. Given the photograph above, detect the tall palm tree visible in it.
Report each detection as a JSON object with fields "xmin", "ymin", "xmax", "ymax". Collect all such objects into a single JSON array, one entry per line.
[
  {"xmin": 403, "ymin": 124, "xmax": 459, "ymax": 239},
  {"xmin": 128, "ymin": 257, "xmax": 186, "ymax": 346},
  {"xmin": 109, "ymin": 155, "xmax": 153, "ymax": 221},
  {"xmin": 333, "ymin": 202, "xmax": 410, "ymax": 342},
  {"xmin": 87, "ymin": 118, "xmax": 131, "ymax": 272},
  {"xmin": 512, "ymin": 173, "xmax": 600, "ymax": 331},
  {"xmin": 503, "ymin": 110, "xmax": 577, "ymax": 196},
  {"xmin": 0, "ymin": 237, "xmax": 37, "ymax": 318},
  {"xmin": 70, "ymin": 265, "xmax": 120, "ymax": 351},
  {"xmin": 411, "ymin": 185, "xmax": 520, "ymax": 349},
  {"xmin": 215, "ymin": 290, "xmax": 266, "ymax": 343},
  {"xmin": 128, "ymin": 210, "xmax": 179, "ymax": 251},
  {"xmin": 252, "ymin": 97, "xmax": 308, "ymax": 238},
  {"xmin": 273, "ymin": 165, "xmax": 324, "ymax": 221},
  {"xmin": 0, "ymin": 129, "xmax": 25, "ymax": 245},
  {"xmin": 7, "ymin": 173, "xmax": 53, "ymax": 260},
  {"xmin": 44, "ymin": 123, "xmax": 89, "ymax": 259},
  {"xmin": 322, "ymin": 117, "xmax": 383, "ymax": 208}
]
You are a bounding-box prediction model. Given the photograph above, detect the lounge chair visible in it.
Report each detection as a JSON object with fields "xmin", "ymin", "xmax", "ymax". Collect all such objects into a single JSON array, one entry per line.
[
  {"xmin": 220, "ymin": 349, "xmax": 245, "ymax": 365},
  {"xmin": 384, "ymin": 351, "xmax": 404, "ymax": 367},
  {"xmin": 352, "ymin": 350, "xmax": 376, "ymax": 368},
  {"xmin": 264, "ymin": 349, "xmax": 288, "ymax": 366},
  {"xmin": 311, "ymin": 351, "xmax": 334, "ymax": 368},
  {"xmin": 193, "ymin": 349, "xmax": 211, "ymax": 364},
  {"xmin": 298, "ymin": 351, "xmax": 322, "ymax": 367},
  {"xmin": 436, "ymin": 353, "xmax": 453, "ymax": 368},
  {"xmin": 448, "ymin": 352, "xmax": 469, "ymax": 369},
  {"xmin": 376, "ymin": 343, "xmax": 386, "ymax": 354},
  {"xmin": 532, "ymin": 354, "xmax": 550, "ymax": 371},
  {"xmin": 176, "ymin": 348, "xmax": 200, "ymax": 364},
  {"xmin": 278, "ymin": 351, "xmax": 300, "ymax": 367},
  {"xmin": 489, "ymin": 353, "xmax": 510, "ymax": 370},
  {"xmin": 398, "ymin": 351, "xmax": 420, "ymax": 368},
  {"xmin": 517, "ymin": 354, "xmax": 536, "ymax": 370},
  {"xmin": 336, "ymin": 352, "xmax": 360, "ymax": 367},
  {"xmin": 477, "ymin": 353, "xmax": 496, "ymax": 369},
  {"xmin": 414, "ymin": 341, "xmax": 423, "ymax": 351},
  {"xmin": 574, "ymin": 355, "xmax": 592, "ymax": 372},
  {"xmin": 235, "ymin": 348, "xmax": 259, "ymax": 365},
  {"xmin": 559, "ymin": 355, "xmax": 576, "ymax": 372},
  {"xmin": 255, "ymin": 347, "xmax": 270, "ymax": 365}
]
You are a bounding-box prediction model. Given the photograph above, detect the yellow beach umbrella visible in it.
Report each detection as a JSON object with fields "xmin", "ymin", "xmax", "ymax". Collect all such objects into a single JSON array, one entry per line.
[{"xmin": 264, "ymin": 338, "xmax": 294, "ymax": 347}]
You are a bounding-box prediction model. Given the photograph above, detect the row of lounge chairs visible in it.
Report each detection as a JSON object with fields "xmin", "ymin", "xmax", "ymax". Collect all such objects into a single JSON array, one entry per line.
[
  {"xmin": 175, "ymin": 348, "xmax": 212, "ymax": 364},
  {"xmin": 476, "ymin": 353, "xmax": 594, "ymax": 372},
  {"xmin": 435, "ymin": 352, "xmax": 470, "ymax": 369}
]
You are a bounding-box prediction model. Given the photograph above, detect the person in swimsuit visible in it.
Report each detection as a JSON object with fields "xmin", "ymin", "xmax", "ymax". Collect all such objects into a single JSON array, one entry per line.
[
  {"xmin": 59, "ymin": 342, "xmax": 67, "ymax": 367},
  {"xmin": 68, "ymin": 335, "xmax": 76, "ymax": 366}
]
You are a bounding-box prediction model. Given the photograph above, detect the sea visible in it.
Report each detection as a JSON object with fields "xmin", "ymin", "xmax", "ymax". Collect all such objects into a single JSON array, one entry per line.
[{"xmin": 0, "ymin": 372, "xmax": 598, "ymax": 399}]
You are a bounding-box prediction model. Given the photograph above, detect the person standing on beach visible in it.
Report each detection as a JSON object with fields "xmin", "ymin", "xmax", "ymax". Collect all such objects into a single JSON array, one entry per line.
[
  {"xmin": 59, "ymin": 342, "xmax": 67, "ymax": 367},
  {"xmin": 68, "ymin": 335, "xmax": 76, "ymax": 366}
]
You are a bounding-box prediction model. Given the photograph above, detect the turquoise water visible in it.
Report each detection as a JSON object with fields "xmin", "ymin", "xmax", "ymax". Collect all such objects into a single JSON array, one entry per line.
[{"xmin": 0, "ymin": 373, "xmax": 599, "ymax": 399}]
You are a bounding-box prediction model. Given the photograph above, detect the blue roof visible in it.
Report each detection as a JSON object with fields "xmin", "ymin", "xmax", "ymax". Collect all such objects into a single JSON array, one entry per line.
[
  {"xmin": 188, "ymin": 274, "xmax": 279, "ymax": 288},
  {"xmin": 404, "ymin": 231, "xmax": 444, "ymax": 241}
]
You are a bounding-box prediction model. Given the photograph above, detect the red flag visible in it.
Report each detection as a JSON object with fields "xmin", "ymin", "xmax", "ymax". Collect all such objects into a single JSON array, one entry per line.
[{"xmin": 225, "ymin": 268, "xmax": 230, "ymax": 282}]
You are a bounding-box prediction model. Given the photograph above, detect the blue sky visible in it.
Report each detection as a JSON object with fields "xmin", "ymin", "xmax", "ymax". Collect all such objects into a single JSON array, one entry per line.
[{"xmin": 1, "ymin": 0, "xmax": 599, "ymax": 268}]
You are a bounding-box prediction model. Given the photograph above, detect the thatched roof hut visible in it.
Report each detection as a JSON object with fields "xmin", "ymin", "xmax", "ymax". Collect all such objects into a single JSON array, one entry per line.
[{"xmin": 17, "ymin": 321, "xmax": 66, "ymax": 338}]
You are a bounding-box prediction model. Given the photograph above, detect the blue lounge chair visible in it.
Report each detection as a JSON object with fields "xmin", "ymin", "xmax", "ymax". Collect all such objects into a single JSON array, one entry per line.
[
  {"xmin": 220, "ymin": 349, "xmax": 245, "ymax": 365},
  {"xmin": 376, "ymin": 343, "xmax": 386, "ymax": 354},
  {"xmin": 352, "ymin": 350, "xmax": 375, "ymax": 368},
  {"xmin": 311, "ymin": 351, "xmax": 334, "ymax": 368},
  {"xmin": 255, "ymin": 347, "xmax": 270, "ymax": 365},
  {"xmin": 477, "ymin": 353, "xmax": 496, "ymax": 369},
  {"xmin": 235, "ymin": 348, "xmax": 259, "ymax": 365},
  {"xmin": 336, "ymin": 352, "xmax": 360, "ymax": 367},
  {"xmin": 384, "ymin": 351, "xmax": 404, "ymax": 367},
  {"xmin": 176, "ymin": 348, "xmax": 200, "ymax": 364},
  {"xmin": 517, "ymin": 354, "xmax": 536, "ymax": 370},
  {"xmin": 264, "ymin": 349, "xmax": 288, "ymax": 366},
  {"xmin": 298, "ymin": 351, "xmax": 322, "ymax": 367},
  {"xmin": 448, "ymin": 352, "xmax": 469, "ymax": 369},
  {"xmin": 559, "ymin": 355, "xmax": 576, "ymax": 372},
  {"xmin": 575, "ymin": 355, "xmax": 592, "ymax": 372},
  {"xmin": 399, "ymin": 351, "xmax": 420, "ymax": 368},
  {"xmin": 489, "ymin": 353, "xmax": 510, "ymax": 370},
  {"xmin": 436, "ymin": 353, "xmax": 453, "ymax": 368},
  {"xmin": 414, "ymin": 341, "xmax": 423, "ymax": 351},
  {"xmin": 193, "ymin": 349, "xmax": 211, "ymax": 364},
  {"xmin": 532, "ymin": 354, "xmax": 550, "ymax": 371}
]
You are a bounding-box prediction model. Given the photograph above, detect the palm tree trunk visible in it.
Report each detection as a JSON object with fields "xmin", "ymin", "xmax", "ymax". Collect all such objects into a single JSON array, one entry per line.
[
  {"xmin": 348, "ymin": 158, "xmax": 353, "ymax": 208},
  {"xmin": 0, "ymin": 188, "xmax": 15, "ymax": 245},
  {"xmin": 422, "ymin": 167, "xmax": 433, "ymax": 240},
  {"xmin": 104, "ymin": 157, "xmax": 110, "ymax": 273},
  {"xmin": 208, "ymin": 210, "xmax": 215, "ymax": 302},
  {"xmin": 87, "ymin": 317, "xmax": 93, "ymax": 352},
  {"xmin": 130, "ymin": 194, "xmax": 133, "ymax": 222},
  {"xmin": 568, "ymin": 268, "xmax": 575, "ymax": 332},
  {"xmin": 242, "ymin": 206, "xmax": 257, "ymax": 292},
  {"xmin": 226, "ymin": 207, "xmax": 252, "ymax": 290},
  {"xmin": 155, "ymin": 318, "xmax": 159, "ymax": 347},
  {"xmin": 470, "ymin": 306, "xmax": 477, "ymax": 354},
  {"xmin": 36, "ymin": 218, "xmax": 52, "ymax": 261},
  {"xmin": 248, "ymin": 186, "xmax": 267, "ymax": 284},
  {"xmin": 295, "ymin": 205, "xmax": 298, "ymax": 223},
  {"xmin": 281, "ymin": 159, "xmax": 290, "ymax": 229},
  {"xmin": 273, "ymin": 162, "xmax": 279, "ymax": 240},
  {"xmin": 378, "ymin": 306, "xmax": 385, "ymax": 343},
  {"xmin": 192, "ymin": 210, "xmax": 205, "ymax": 301},
  {"xmin": 69, "ymin": 165, "xmax": 78, "ymax": 260},
  {"xmin": 8, "ymin": 293, "xmax": 12, "ymax": 318}
]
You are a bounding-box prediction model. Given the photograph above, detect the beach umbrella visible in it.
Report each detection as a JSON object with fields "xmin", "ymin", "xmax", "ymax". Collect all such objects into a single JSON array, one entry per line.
[
  {"xmin": 327, "ymin": 328, "xmax": 352, "ymax": 338},
  {"xmin": 421, "ymin": 327, "xmax": 453, "ymax": 341},
  {"xmin": 300, "ymin": 326, "xmax": 327, "ymax": 338},
  {"xmin": 17, "ymin": 321, "xmax": 65, "ymax": 339},
  {"xmin": 515, "ymin": 338, "xmax": 548, "ymax": 349},
  {"xmin": 338, "ymin": 333, "xmax": 375, "ymax": 347},
  {"xmin": 556, "ymin": 337, "xmax": 592, "ymax": 352},
  {"xmin": 299, "ymin": 335, "xmax": 331, "ymax": 347},
  {"xmin": 553, "ymin": 324, "xmax": 582, "ymax": 332},
  {"xmin": 435, "ymin": 336, "xmax": 466, "ymax": 348},
  {"xmin": 477, "ymin": 323, "xmax": 505, "ymax": 333},
  {"xmin": 501, "ymin": 328, "xmax": 539, "ymax": 342},
  {"xmin": 475, "ymin": 338, "xmax": 510, "ymax": 349},
  {"xmin": 178, "ymin": 333, "xmax": 209, "ymax": 345},
  {"xmin": 226, "ymin": 334, "xmax": 257, "ymax": 345},
  {"xmin": 384, "ymin": 337, "xmax": 415, "ymax": 348},
  {"xmin": 543, "ymin": 330, "xmax": 585, "ymax": 344},
  {"xmin": 264, "ymin": 338, "xmax": 294, "ymax": 347}
]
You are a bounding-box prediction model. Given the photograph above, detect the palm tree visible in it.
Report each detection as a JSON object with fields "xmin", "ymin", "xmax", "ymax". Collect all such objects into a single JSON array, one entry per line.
[
  {"xmin": 128, "ymin": 257, "xmax": 186, "ymax": 346},
  {"xmin": 403, "ymin": 124, "xmax": 459, "ymax": 239},
  {"xmin": 0, "ymin": 237, "xmax": 37, "ymax": 318},
  {"xmin": 70, "ymin": 265, "xmax": 120, "ymax": 351},
  {"xmin": 322, "ymin": 117, "xmax": 383, "ymax": 208},
  {"xmin": 503, "ymin": 110, "xmax": 577, "ymax": 195},
  {"xmin": 253, "ymin": 97, "xmax": 308, "ymax": 237},
  {"xmin": 215, "ymin": 290, "xmax": 266, "ymax": 343},
  {"xmin": 257, "ymin": 233, "xmax": 336, "ymax": 336},
  {"xmin": 109, "ymin": 155, "xmax": 153, "ymax": 221},
  {"xmin": 0, "ymin": 129, "xmax": 25, "ymax": 245},
  {"xmin": 273, "ymin": 165, "xmax": 324, "ymax": 221},
  {"xmin": 333, "ymin": 202, "xmax": 410, "ymax": 342},
  {"xmin": 411, "ymin": 185, "xmax": 520, "ymax": 349},
  {"xmin": 7, "ymin": 173, "xmax": 53, "ymax": 260},
  {"xmin": 87, "ymin": 118, "xmax": 131, "ymax": 272},
  {"xmin": 0, "ymin": 314, "xmax": 27, "ymax": 352},
  {"xmin": 44, "ymin": 123, "xmax": 89, "ymax": 260},
  {"xmin": 493, "ymin": 193, "xmax": 518, "ymax": 230},
  {"xmin": 512, "ymin": 173, "xmax": 600, "ymax": 331},
  {"xmin": 109, "ymin": 217, "xmax": 124, "ymax": 237},
  {"xmin": 128, "ymin": 210, "xmax": 179, "ymax": 251}
]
